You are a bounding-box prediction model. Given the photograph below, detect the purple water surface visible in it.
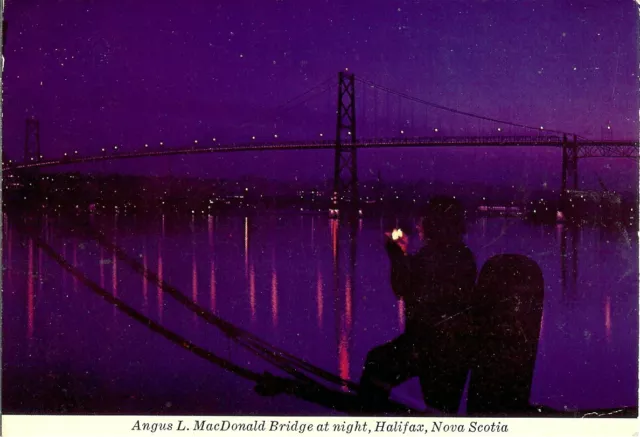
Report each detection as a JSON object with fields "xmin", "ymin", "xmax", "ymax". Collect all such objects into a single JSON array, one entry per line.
[{"xmin": 2, "ymin": 213, "xmax": 638, "ymax": 414}]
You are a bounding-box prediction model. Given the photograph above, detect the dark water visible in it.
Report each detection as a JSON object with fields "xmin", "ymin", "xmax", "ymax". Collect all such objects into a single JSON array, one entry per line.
[{"xmin": 3, "ymin": 212, "xmax": 638, "ymax": 414}]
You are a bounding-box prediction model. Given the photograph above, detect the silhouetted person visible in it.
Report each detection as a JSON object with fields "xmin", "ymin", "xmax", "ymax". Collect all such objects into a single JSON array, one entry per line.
[{"xmin": 359, "ymin": 196, "xmax": 477, "ymax": 414}]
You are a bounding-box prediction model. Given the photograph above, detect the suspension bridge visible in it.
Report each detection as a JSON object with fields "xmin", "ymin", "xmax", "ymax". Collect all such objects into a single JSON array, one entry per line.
[{"xmin": 5, "ymin": 72, "xmax": 638, "ymax": 214}]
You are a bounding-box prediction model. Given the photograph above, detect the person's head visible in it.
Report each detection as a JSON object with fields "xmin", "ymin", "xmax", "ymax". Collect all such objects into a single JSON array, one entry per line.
[{"xmin": 418, "ymin": 196, "xmax": 466, "ymax": 244}]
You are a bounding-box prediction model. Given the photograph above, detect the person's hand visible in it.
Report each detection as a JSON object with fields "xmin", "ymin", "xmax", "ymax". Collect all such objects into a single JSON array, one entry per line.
[{"xmin": 385, "ymin": 230, "xmax": 409, "ymax": 253}]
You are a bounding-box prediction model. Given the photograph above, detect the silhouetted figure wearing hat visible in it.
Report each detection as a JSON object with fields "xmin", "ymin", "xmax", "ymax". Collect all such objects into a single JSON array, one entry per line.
[{"xmin": 359, "ymin": 196, "xmax": 477, "ymax": 414}]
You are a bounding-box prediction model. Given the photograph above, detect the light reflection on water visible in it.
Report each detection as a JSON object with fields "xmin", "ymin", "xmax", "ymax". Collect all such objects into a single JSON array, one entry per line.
[
  {"xmin": 208, "ymin": 215, "xmax": 216, "ymax": 313},
  {"xmin": 157, "ymin": 236, "xmax": 164, "ymax": 322},
  {"xmin": 5, "ymin": 213, "xmax": 13, "ymax": 291},
  {"xmin": 317, "ymin": 266, "xmax": 324, "ymax": 329},
  {"xmin": 27, "ymin": 238, "xmax": 34, "ymax": 341},
  {"xmin": 138, "ymin": 246, "xmax": 146, "ymax": 312},
  {"xmin": 271, "ymin": 248, "xmax": 278, "ymax": 328},
  {"xmin": 2, "ymin": 213, "xmax": 638, "ymax": 414},
  {"xmin": 604, "ymin": 295, "xmax": 612, "ymax": 344}
]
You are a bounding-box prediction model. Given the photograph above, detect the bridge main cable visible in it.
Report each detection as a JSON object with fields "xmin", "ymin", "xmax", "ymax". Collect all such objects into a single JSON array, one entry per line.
[
  {"xmin": 355, "ymin": 76, "xmax": 579, "ymax": 138},
  {"xmin": 237, "ymin": 76, "xmax": 334, "ymax": 130}
]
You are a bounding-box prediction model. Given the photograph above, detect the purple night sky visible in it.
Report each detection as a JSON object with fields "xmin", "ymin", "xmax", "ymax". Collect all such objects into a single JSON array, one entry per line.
[{"xmin": 3, "ymin": 1, "xmax": 638, "ymax": 189}]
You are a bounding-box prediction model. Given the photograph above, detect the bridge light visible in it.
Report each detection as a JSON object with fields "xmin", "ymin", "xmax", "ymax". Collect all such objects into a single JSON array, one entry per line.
[
  {"xmin": 64, "ymin": 153, "xmax": 68, "ymax": 156},
  {"xmin": 40, "ymin": 155, "xmax": 43, "ymax": 159},
  {"xmin": 145, "ymin": 144, "xmax": 148, "ymax": 147},
  {"xmin": 160, "ymin": 142, "xmax": 164, "ymax": 146},
  {"xmin": 540, "ymin": 126, "xmax": 544, "ymax": 130},
  {"xmin": 348, "ymin": 131, "xmax": 351, "ymax": 135},
  {"xmin": 114, "ymin": 146, "xmax": 118, "ymax": 150},
  {"xmin": 74, "ymin": 150, "xmax": 78, "ymax": 154},
  {"xmin": 434, "ymin": 128, "xmax": 439, "ymax": 133},
  {"xmin": 320, "ymin": 133, "xmax": 323, "ymax": 137},
  {"xmin": 607, "ymin": 125, "xmax": 611, "ymax": 130},
  {"xmin": 30, "ymin": 157, "xmax": 34, "ymax": 161},
  {"xmin": 498, "ymin": 128, "xmax": 502, "ymax": 132},
  {"xmin": 274, "ymin": 134, "xmax": 278, "ymax": 138},
  {"xmin": 400, "ymin": 130, "xmax": 404, "ymax": 134},
  {"xmin": 101, "ymin": 148, "xmax": 105, "ymax": 152},
  {"xmin": 194, "ymin": 140, "xmax": 198, "ymax": 144},
  {"xmin": 212, "ymin": 138, "xmax": 216, "ymax": 142},
  {"xmin": 252, "ymin": 136, "xmax": 256, "ymax": 140}
]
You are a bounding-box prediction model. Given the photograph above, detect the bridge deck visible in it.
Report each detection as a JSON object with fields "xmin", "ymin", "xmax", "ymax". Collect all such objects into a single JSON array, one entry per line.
[{"xmin": 5, "ymin": 136, "xmax": 638, "ymax": 171}]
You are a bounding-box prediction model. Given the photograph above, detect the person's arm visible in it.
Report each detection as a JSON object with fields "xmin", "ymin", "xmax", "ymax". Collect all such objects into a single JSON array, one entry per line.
[{"xmin": 386, "ymin": 239, "xmax": 412, "ymax": 299}]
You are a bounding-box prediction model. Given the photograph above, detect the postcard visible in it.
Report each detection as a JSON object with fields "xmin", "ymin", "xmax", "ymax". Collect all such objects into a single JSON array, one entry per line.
[{"xmin": 1, "ymin": 1, "xmax": 638, "ymax": 436}]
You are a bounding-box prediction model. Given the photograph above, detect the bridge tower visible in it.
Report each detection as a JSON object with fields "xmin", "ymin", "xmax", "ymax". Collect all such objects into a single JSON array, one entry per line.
[
  {"xmin": 24, "ymin": 118, "xmax": 41, "ymax": 163},
  {"xmin": 560, "ymin": 134, "xmax": 578, "ymax": 213},
  {"xmin": 332, "ymin": 72, "xmax": 358, "ymax": 213}
]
